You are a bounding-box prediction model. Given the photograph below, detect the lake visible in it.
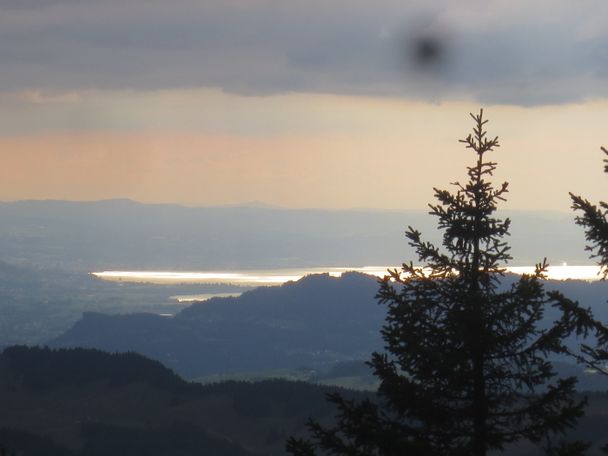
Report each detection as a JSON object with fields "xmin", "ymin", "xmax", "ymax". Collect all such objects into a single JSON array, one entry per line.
[{"xmin": 92, "ymin": 265, "xmax": 604, "ymax": 287}]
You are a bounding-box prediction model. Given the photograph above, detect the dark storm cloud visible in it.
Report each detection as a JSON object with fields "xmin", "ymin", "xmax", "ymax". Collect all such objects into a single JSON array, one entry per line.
[{"xmin": 0, "ymin": 0, "xmax": 607, "ymax": 105}]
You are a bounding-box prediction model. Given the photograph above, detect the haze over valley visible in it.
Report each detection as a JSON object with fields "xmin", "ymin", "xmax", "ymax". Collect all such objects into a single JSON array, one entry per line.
[{"xmin": 0, "ymin": 199, "xmax": 593, "ymax": 273}]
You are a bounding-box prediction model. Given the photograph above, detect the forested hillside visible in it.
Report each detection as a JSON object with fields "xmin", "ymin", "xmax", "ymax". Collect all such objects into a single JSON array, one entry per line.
[{"xmin": 0, "ymin": 346, "xmax": 370, "ymax": 456}]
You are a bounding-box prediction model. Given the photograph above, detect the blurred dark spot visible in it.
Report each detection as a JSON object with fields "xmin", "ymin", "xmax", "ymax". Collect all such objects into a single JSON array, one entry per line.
[{"xmin": 411, "ymin": 36, "xmax": 444, "ymax": 67}]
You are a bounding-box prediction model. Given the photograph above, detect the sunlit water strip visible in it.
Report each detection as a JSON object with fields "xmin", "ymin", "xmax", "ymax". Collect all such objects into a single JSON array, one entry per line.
[
  {"xmin": 91, "ymin": 265, "xmax": 604, "ymax": 286},
  {"xmin": 170, "ymin": 292, "xmax": 243, "ymax": 303}
]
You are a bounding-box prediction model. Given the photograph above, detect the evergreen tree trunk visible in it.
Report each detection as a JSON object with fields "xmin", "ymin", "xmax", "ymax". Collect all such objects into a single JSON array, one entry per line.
[{"xmin": 471, "ymin": 152, "xmax": 487, "ymax": 456}]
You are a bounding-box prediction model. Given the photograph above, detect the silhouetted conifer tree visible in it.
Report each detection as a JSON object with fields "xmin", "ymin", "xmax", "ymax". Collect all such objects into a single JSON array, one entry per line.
[
  {"xmin": 568, "ymin": 149, "xmax": 608, "ymax": 375},
  {"xmin": 287, "ymin": 111, "xmax": 590, "ymax": 456}
]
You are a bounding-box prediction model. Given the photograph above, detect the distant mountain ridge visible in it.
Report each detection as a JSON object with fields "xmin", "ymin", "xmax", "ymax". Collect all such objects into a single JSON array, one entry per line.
[{"xmin": 0, "ymin": 199, "xmax": 591, "ymax": 272}]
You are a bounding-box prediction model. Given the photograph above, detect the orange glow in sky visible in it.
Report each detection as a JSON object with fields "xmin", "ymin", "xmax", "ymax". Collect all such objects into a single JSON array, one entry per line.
[{"xmin": 0, "ymin": 91, "xmax": 606, "ymax": 211}]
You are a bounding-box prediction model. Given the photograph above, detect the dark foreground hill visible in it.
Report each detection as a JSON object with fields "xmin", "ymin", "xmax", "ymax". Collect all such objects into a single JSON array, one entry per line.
[
  {"xmin": 51, "ymin": 272, "xmax": 608, "ymax": 381},
  {"xmin": 0, "ymin": 346, "xmax": 368, "ymax": 456},
  {"xmin": 1, "ymin": 346, "xmax": 608, "ymax": 455}
]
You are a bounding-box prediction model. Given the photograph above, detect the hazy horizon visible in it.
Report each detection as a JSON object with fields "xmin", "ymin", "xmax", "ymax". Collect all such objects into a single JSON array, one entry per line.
[{"xmin": 0, "ymin": 196, "xmax": 592, "ymax": 215}]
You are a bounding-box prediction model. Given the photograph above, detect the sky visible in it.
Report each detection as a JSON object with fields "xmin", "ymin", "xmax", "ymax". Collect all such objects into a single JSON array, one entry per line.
[{"xmin": 0, "ymin": 0, "xmax": 607, "ymax": 211}]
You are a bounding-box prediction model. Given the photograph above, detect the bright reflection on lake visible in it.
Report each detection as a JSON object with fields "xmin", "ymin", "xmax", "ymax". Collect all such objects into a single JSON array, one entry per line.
[
  {"xmin": 91, "ymin": 265, "xmax": 604, "ymax": 286},
  {"xmin": 508, "ymin": 265, "xmax": 604, "ymax": 281},
  {"xmin": 170, "ymin": 292, "xmax": 243, "ymax": 303}
]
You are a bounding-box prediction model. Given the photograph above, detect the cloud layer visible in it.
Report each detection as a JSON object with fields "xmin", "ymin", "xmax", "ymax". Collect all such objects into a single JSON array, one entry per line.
[{"xmin": 1, "ymin": 0, "xmax": 607, "ymax": 105}]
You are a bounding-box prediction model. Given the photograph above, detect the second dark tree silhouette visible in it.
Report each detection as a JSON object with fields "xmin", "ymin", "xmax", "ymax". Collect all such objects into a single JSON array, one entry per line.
[{"xmin": 569, "ymin": 149, "xmax": 608, "ymax": 375}]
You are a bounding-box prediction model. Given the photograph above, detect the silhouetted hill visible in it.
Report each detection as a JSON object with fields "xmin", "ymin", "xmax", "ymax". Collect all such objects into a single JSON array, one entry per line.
[
  {"xmin": 0, "ymin": 346, "xmax": 368, "ymax": 456},
  {"xmin": 51, "ymin": 272, "xmax": 384, "ymax": 377},
  {"xmin": 78, "ymin": 422, "xmax": 253, "ymax": 456},
  {"xmin": 0, "ymin": 260, "xmax": 241, "ymax": 347},
  {"xmin": 1, "ymin": 345, "xmax": 195, "ymax": 392},
  {"xmin": 0, "ymin": 428, "xmax": 75, "ymax": 456},
  {"xmin": 1, "ymin": 346, "xmax": 607, "ymax": 455},
  {"xmin": 51, "ymin": 272, "xmax": 608, "ymax": 384},
  {"xmin": 0, "ymin": 199, "xmax": 590, "ymax": 271}
]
